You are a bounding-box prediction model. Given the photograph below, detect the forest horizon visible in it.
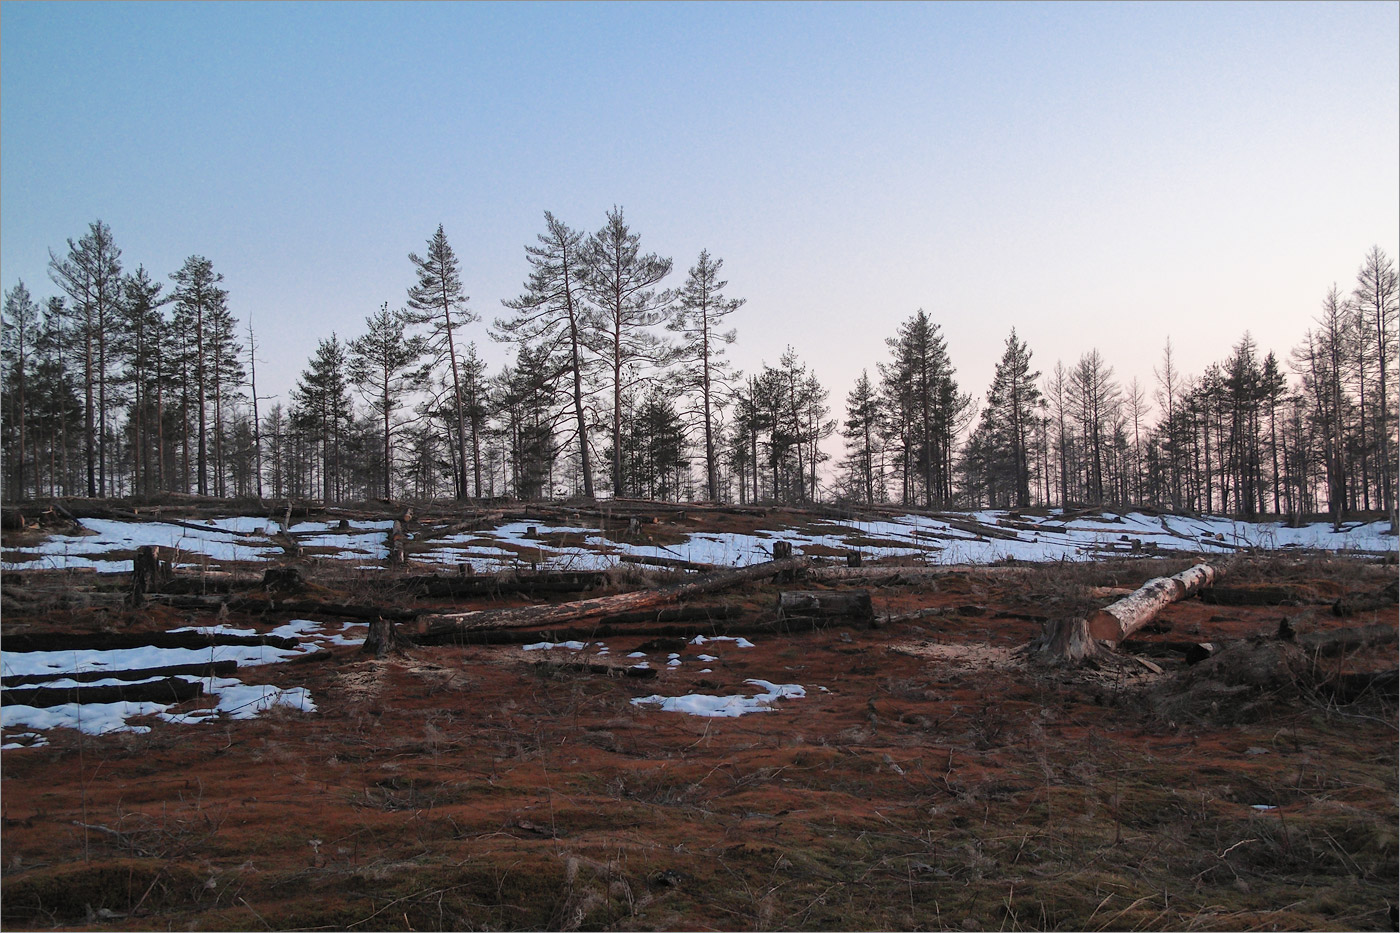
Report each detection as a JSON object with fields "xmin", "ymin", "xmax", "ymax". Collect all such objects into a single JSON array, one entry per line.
[{"xmin": 2, "ymin": 216, "xmax": 1395, "ymax": 527}]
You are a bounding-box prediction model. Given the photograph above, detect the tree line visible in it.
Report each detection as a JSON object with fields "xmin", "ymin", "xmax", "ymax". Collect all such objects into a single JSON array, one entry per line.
[{"xmin": 2, "ymin": 218, "xmax": 1395, "ymax": 524}]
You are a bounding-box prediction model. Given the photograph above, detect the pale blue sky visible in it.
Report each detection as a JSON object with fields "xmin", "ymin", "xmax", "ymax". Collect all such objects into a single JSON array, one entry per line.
[{"xmin": 3, "ymin": 1, "xmax": 1396, "ymax": 427}]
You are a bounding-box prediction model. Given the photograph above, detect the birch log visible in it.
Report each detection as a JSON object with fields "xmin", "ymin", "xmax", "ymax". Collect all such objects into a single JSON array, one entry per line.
[
  {"xmin": 417, "ymin": 557, "xmax": 810, "ymax": 637},
  {"xmin": 1087, "ymin": 563, "xmax": 1222, "ymax": 642}
]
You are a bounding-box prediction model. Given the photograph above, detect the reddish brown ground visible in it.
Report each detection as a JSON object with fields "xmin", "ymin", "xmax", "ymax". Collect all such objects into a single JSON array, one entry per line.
[{"xmin": 2, "ymin": 539, "xmax": 1396, "ymax": 931}]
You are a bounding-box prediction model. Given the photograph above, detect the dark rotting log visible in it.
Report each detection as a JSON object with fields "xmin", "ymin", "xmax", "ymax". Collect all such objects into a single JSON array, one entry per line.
[
  {"xmin": 1, "ymin": 677, "xmax": 204, "ymax": 708},
  {"xmin": 596, "ymin": 604, "xmax": 744, "ymax": 626},
  {"xmin": 404, "ymin": 571, "xmax": 608, "ymax": 598},
  {"xmin": 417, "ymin": 612, "xmax": 834, "ymax": 647},
  {"xmin": 263, "ymin": 566, "xmax": 305, "ymax": 593},
  {"xmin": 1331, "ymin": 579, "xmax": 1399, "ymax": 616},
  {"xmin": 416, "ymin": 557, "xmax": 810, "ymax": 637},
  {"xmin": 1, "ymin": 630, "xmax": 299, "ymax": 653},
  {"xmin": 776, "ymin": 590, "xmax": 874, "ymax": 625},
  {"xmin": 1313, "ymin": 668, "xmax": 1399, "ymax": 703},
  {"xmin": 532, "ymin": 660, "xmax": 657, "ymax": 679},
  {"xmin": 3, "ymin": 660, "xmax": 238, "ymax": 688}
]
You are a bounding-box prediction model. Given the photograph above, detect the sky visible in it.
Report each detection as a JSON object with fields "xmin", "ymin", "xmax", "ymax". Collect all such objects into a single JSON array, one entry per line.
[{"xmin": 3, "ymin": 1, "xmax": 1397, "ymax": 453}]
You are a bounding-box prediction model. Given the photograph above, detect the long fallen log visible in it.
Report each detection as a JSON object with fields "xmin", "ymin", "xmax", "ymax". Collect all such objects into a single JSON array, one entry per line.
[
  {"xmin": 1088, "ymin": 563, "xmax": 1222, "ymax": 642},
  {"xmin": 618, "ymin": 553, "xmax": 722, "ymax": 572},
  {"xmin": 776, "ymin": 590, "xmax": 874, "ymax": 625},
  {"xmin": 1, "ymin": 677, "xmax": 204, "ymax": 708},
  {"xmin": 417, "ymin": 557, "xmax": 809, "ymax": 637},
  {"xmin": 808, "ymin": 564, "xmax": 1024, "ymax": 583},
  {"xmin": 2, "ymin": 660, "xmax": 238, "ymax": 688},
  {"xmin": 1, "ymin": 630, "xmax": 299, "ymax": 653}
]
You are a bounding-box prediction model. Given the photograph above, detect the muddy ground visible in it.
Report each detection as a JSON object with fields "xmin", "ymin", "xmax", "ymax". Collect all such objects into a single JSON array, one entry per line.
[{"xmin": 1, "ymin": 508, "xmax": 1397, "ymax": 931}]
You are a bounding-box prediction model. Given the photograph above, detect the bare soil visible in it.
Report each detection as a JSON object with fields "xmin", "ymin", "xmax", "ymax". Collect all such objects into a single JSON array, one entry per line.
[{"xmin": 2, "ymin": 508, "xmax": 1396, "ymax": 931}]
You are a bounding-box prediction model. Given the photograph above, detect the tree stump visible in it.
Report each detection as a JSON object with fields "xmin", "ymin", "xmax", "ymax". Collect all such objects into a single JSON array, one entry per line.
[
  {"xmin": 773, "ymin": 541, "xmax": 793, "ymax": 560},
  {"xmin": 263, "ymin": 566, "xmax": 305, "ymax": 593},
  {"xmin": 846, "ymin": 550, "xmax": 862, "ymax": 568},
  {"xmin": 129, "ymin": 545, "xmax": 170, "ymax": 608},
  {"xmin": 363, "ymin": 617, "xmax": 413, "ymax": 658},
  {"xmin": 386, "ymin": 521, "xmax": 407, "ymax": 565}
]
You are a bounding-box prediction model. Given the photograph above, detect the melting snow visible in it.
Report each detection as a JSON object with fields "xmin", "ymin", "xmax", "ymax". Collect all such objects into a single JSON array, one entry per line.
[
  {"xmin": 632, "ymin": 679, "xmax": 808, "ymax": 718},
  {"xmin": 522, "ymin": 641, "xmax": 588, "ymax": 651},
  {"xmin": 0, "ymin": 618, "xmax": 355, "ymax": 739}
]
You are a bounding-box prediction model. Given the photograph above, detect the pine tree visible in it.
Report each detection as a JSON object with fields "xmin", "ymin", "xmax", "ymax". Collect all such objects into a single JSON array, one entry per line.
[
  {"xmin": 49, "ymin": 221, "xmax": 123, "ymax": 497},
  {"xmin": 2, "ymin": 282, "xmax": 41, "ymax": 500},
  {"xmin": 498, "ymin": 212, "xmax": 596, "ymax": 498},
  {"xmin": 840, "ymin": 369, "xmax": 883, "ymax": 504},
  {"xmin": 169, "ymin": 256, "xmax": 227, "ymax": 496},
  {"xmin": 1069, "ymin": 349, "xmax": 1120, "ymax": 506},
  {"xmin": 669, "ymin": 250, "xmax": 742, "ymax": 501},
  {"xmin": 349, "ymin": 304, "xmax": 428, "ymax": 498},
  {"xmin": 406, "ymin": 225, "xmax": 479, "ymax": 499},
  {"xmin": 879, "ymin": 310, "xmax": 969, "ymax": 508},
  {"xmin": 495, "ymin": 343, "xmax": 563, "ymax": 499},
  {"xmin": 292, "ymin": 335, "xmax": 354, "ymax": 503},
  {"xmin": 980, "ymin": 329, "xmax": 1041, "ymax": 508},
  {"xmin": 1352, "ymin": 246, "xmax": 1398, "ymax": 521},
  {"xmin": 582, "ymin": 207, "xmax": 673, "ymax": 498},
  {"xmin": 117, "ymin": 267, "xmax": 167, "ymax": 495}
]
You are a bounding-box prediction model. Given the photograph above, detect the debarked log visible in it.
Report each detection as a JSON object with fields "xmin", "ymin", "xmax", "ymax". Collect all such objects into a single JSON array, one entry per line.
[
  {"xmin": 1, "ymin": 677, "xmax": 204, "ymax": 708},
  {"xmin": 416, "ymin": 557, "xmax": 810, "ymax": 637},
  {"xmin": 1088, "ymin": 563, "xmax": 1222, "ymax": 643}
]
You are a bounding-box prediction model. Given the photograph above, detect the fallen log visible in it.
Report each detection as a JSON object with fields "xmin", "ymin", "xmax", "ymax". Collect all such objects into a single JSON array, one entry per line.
[
  {"xmin": 2, "ymin": 660, "xmax": 238, "ymax": 688},
  {"xmin": 776, "ymin": 590, "xmax": 874, "ymax": 625},
  {"xmin": 417, "ymin": 557, "xmax": 810, "ymax": 637},
  {"xmin": 1, "ymin": 677, "xmax": 204, "ymax": 708},
  {"xmin": 1313, "ymin": 669, "xmax": 1399, "ymax": 703},
  {"xmin": 146, "ymin": 592, "xmax": 419, "ymax": 621},
  {"xmin": 1088, "ymin": 563, "xmax": 1222, "ymax": 643},
  {"xmin": 618, "ymin": 553, "xmax": 722, "ymax": 573},
  {"xmin": 808, "ymin": 564, "xmax": 1021, "ymax": 583},
  {"xmin": 595, "ymin": 604, "xmax": 744, "ymax": 626},
  {"xmin": 532, "ymin": 659, "xmax": 658, "ymax": 679},
  {"xmin": 1296, "ymin": 623, "xmax": 1398, "ymax": 657},
  {"xmin": 1, "ymin": 630, "xmax": 299, "ymax": 653},
  {"xmin": 402, "ymin": 570, "xmax": 610, "ymax": 598},
  {"xmin": 418, "ymin": 614, "xmax": 827, "ymax": 647},
  {"xmin": 1331, "ymin": 579, "xmax": 1399, "ymax": 616},
  {"xmin": 1202, "ymin": 584, "xmax": 1321, "ymax": 606}
]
